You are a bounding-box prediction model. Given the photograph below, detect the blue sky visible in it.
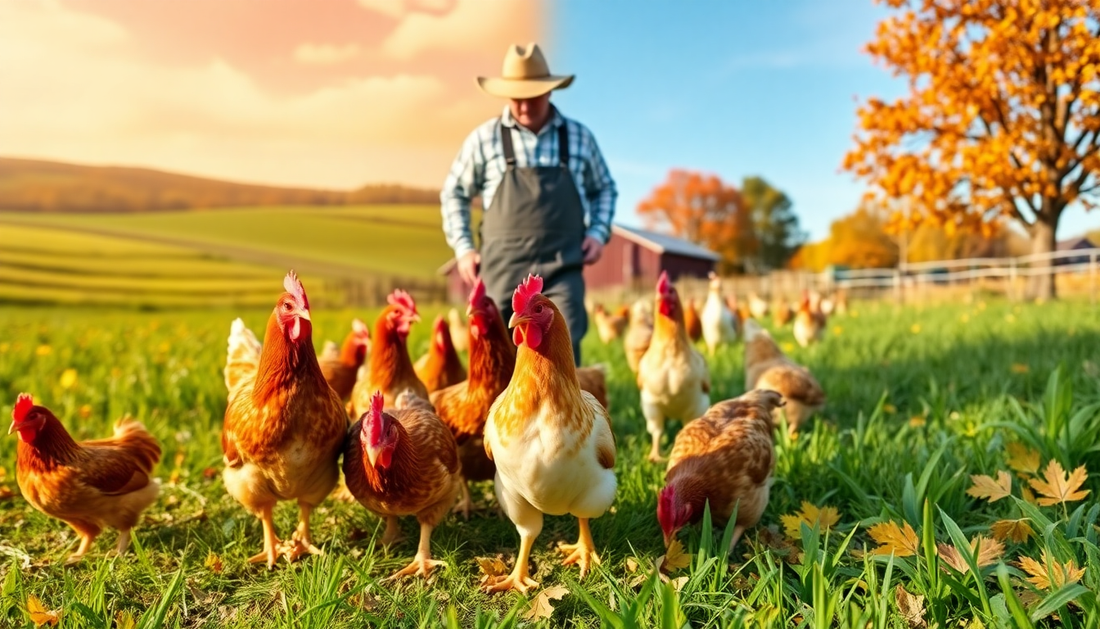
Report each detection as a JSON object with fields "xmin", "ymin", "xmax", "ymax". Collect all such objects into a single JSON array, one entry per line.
[{"xmin": 549, "ymin": 0, "xmax": 1097, "ymax": 242}]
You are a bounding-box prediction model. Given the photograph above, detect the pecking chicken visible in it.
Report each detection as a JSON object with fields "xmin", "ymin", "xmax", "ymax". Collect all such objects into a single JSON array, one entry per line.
[
  {"xmin": 414, "ymin": 314, "xmax": 468, "ymax": 394},
  {"xmin": 772, "ymin": 298, "xmax": 793, "ymax": 327},
  {"xmin": 623, "ymin": 297, "xmax": 654, "ymax": 375},
  {"xmin": 593, "ymin": 303, "xmax": 629, "ymax": 344},
  {"xmin": 350, "ymin": 290, "xmax": 429, "ymax": 417},
  {"xmin": 319, "ymin": 318, "xmax": 371, "ymax": 402},
  {"xmin": 9, "ymin": 394, "xmax": 161, "ymax": 563},
  {"xmin": 222, "ymin": 271, "xmax": 348, "ymax": 568},
  {"xmin": 448, "ymin": 307, "xmax": 469, "ymax": 354},
  {"xmin": 793, "ymin": 290, "xmax": 825, "ymax": 348},
  {"xmin": 701, "ymin": 272, "xmax": 738, "ymax": 355},
  {"xmin": 743, "ymin": 319, "xmax": 825, "ymax": 436},
  {"xmin": 657, "ymin": 389, "xmax": 784, "ymax": 554},
  {"xmin": 637, "ymin": 271, "xmax": 711, "ymax": 462},
  {"xmin": 482, "ymin": 274, "xmax": 617, "ymax": 593},
  {"xmin": 683, "ymin": 298, "xmax": 703, "ymax": 343},
  {"xmin": 343, "ymin": 391, "xmax": 460, "ymax": 579},
  {"xmin": 431, "ymin": 279, "xmax": 517, "ymax": 518}
]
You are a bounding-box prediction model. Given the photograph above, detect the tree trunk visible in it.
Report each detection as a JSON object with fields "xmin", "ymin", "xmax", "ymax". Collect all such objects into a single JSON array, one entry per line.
[{"xmin": 1027, "ymin": 218, "xmax": 1058, "ymax": 300}]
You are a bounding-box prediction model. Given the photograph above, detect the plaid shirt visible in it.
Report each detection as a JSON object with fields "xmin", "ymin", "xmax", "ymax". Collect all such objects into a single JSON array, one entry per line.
[{"xmin": 440, "ymin": 105, "xmax": 618, "ymax": 260}]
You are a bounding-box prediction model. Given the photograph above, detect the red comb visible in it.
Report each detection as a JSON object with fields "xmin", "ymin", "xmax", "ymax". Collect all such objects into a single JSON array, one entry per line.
[
  {"xmin": 512, "ymin": 274, "xmax": 543, "ymax": 315},
  {"xmin": 364, "ymin": 391, "xmax": 385, "ymax": 445},
  {"xmin": 13, "ymin": 393, "xmax": 33, "ymax": 422},
  {"xmin": 468, "ymin": 277, "xmax": 486, "ymax": 306},
  {"xmin": 657, "ymin": 271, "xmax": 670, "ymax": 294},
  {"xmin": 387, "ymin": 289, "xmax": 417, "ymax": 315},
  {"xmin": 284, "ymin": 270, "xmax": 309, "ymax": 310}
]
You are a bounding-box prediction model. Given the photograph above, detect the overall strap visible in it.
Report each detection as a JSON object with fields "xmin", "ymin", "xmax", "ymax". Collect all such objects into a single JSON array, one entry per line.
[
  {"xmin": 499, "ymin": 118, "xmax": 516, "ymax": 167},
  {"xmin": 557, "ymin": 122, "xmax": 570, "ymax": 166}
]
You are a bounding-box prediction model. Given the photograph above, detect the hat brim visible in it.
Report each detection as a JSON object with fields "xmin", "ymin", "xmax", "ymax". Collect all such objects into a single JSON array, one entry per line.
[{"xmin": 476, "ymin": 75, "xmax": 574, "ymax": 99}]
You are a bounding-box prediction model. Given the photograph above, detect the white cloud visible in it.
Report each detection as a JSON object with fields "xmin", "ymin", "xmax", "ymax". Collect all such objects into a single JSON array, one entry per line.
[{"xmin": 293, "ymin": 42, "xmax": 361, "ymax": 65}]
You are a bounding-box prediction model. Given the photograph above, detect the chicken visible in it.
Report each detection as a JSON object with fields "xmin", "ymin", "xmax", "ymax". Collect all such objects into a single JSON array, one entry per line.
[
  {"xmin": 414, "ymin": 314, "xmax": 467, "ymax": 393},
  {"xmin": 593, "ymin": 303, "xmax": 629, "ymax": 344},
  {"xmin": 224, "ymin": 318, "xmax": 262, "ymax": 398},
  {"xmin": 728, "ymin": 294, "xmax": 751, "ymax": 328},
  {"xmin": 448, "ymin": 307, "xmax": 469, "ymax": 354},
  {"xmin": 833, "ymin": 289, "xmax": 849, "ymax": 316},
  {"xmin": 482, "ymin": 274, "xmax": 617, "ymax": 593},
  {"xmin": 657, "ymin": 389, "xmax": 784, "ymax": 553},
  {"xmin": 701, "ymin": 272, "xmax": 738, "ymax": 355},
  {"xmin": 319, "ymin": 318, "xmax": 370, "ymax": 402},
  {"xmin": 431, "ymin": 279, "xmax": 517, "ymax": 519},
  {"xmin": 772, "ymin": 298, "xmax": 793, "ymax": 327},
  {"xmin": 9, "ymin": 394, "xmax": 161, "ymax": 564},
  {"xmin": 576, "ymin": 364, "xmax": 609, "ymax": 411},
  {"xmin": 637, "ymin": 271, "xmax": 711, "ymax": 462},
  {"xmin": 350, "ymin": 290, "xmax": 429, "ymax": 417},
  {"xmin": 683, "ymin": 298, "xmax": 703, "ymax": 343},
  {"xmin": 793, "ymin": 291, "xmax": 825, "ymax": 348},
  {"xmin": 343, "ymin": 391, "xmax": 460, "ymax": 579},
  {"xmin": 623, "ymin": 298, "xmax": 654, "ymax": 375},
  {"xmin": 819, "ymin": 294, "xmax": 835, "ymax": 317},
  {"xmin": 748, "ymin": 292, "xmax": 769, "ymax": 321},
  {"xmin": 743, "ymin": 319, "xmax": 826, "ymax": 436},
  {"xmin": 221, "ymin": 271, "xmax": 348, "ymax": 568}
]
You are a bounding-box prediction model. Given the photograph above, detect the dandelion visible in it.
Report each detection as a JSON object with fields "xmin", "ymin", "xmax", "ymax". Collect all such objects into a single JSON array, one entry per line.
[
  {"xmin": 911, "ymin": 323, "xmax": 921, "ymax": 334},
  {"xmin": 832, "ymin": 325, "xmax": 843, "ymax": 336},
  {"xmin": 782, "ymin": 342, "xmax": 796, "ymax": 353},
  {"xmin": 0, "ymin": 342, "xmax": 8, "ymax": 353},
  {"xmin": 908, "ymin": 416, "xmax": 926, "ymax": 428},
  {"xmin": 59, "ymin": 369, "xmax": 77, "ymax": 390},
  {"xmin": 1011, "ymin": 363, "xmax": 1029, "ymax": 374},
  {"xmin": 78, "ymin": 404, "xmax": 93, "ymax": 419},
  {"xmin": 35, "ymin": 345, "xmax": 52, "ymax": 356}
]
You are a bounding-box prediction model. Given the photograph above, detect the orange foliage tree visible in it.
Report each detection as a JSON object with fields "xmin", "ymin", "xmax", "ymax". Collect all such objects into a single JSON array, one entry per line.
[
  {"xmin": 637, "ymin": 169, "xmax": 757, "ymax": 273},
  {"xmin": 843, "ymin": 0, "xmax": 1100, "ymax": 298}
]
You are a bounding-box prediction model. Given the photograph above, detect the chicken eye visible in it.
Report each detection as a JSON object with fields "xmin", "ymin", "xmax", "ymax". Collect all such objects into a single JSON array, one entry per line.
[
  {"xmin": 535, "ymin": 305, "xmax": 544, "ymax": 313},
  {"xmin": 283, "ymin": 302, "xmax": 293, "ymax": 312}
]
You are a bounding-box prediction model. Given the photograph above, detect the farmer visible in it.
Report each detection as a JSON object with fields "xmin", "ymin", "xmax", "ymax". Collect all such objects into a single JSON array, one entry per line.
[{"xmin": 440, "ymin": 42, "xmax": 618, "ymax": 366}]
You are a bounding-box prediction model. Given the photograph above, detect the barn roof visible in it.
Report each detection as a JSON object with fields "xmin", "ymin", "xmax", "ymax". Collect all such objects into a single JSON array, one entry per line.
[
  {"xmin": 1057, "ymin": 236, "xmax": 1096, "ymax": 251},
  {"xmin": 613, "ymin": 224, "xmax": 721, "ymax": 261}
]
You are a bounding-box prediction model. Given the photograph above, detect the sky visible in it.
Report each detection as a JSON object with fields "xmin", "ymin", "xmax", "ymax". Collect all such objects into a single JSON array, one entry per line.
[{"xmin": 1, "ymin": 0, "xmax": 1095, "ymax": 241}]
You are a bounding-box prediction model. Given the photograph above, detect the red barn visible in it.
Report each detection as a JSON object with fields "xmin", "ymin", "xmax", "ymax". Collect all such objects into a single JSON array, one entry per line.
[{"xmin": 438, "ymin": 223, "xmax": 719, "ymax": 303}]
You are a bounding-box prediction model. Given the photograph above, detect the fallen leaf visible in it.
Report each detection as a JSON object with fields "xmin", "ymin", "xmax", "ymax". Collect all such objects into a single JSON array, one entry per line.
[
  {"xmin": 1021, "ymin": 485, "xmax": 1038, "ymax": 505},
  {"xmin": 78, "ymin": 404, "xmax": 93, "ymax": 419},
  {"xmin": 116, "ymin": 610, "xmax": 136, "ymax": 629},
  {"xmin": 936, "ymin": 536, "xmax": 1003, "ymax": 574},
  {"xmin": 868, "ymin": 521, "xmax": 920, "ymax": 557},
  {"xmin": 1018, "ymin": 550, "xmax": 1085, "ymax": 591},
  {"xmin": 0, "ymin": 486, "xmax": 15, "ymax": 501},
  {"xmin": 908, "ymin": 416, "xmax": 926, "ymax": 428},
  {"xmin": 936, "ymin": 543, "xmax": 967, "ymax": 574},
  {"xmin": 1011, "ymin": 363, "xmax": 1029, "ymax": 374},
  {"xmin": 895, "ymin": 584, "xmax": 926, "ymax": 628},
  {"xmin": 883, "ymin": 403, "xmax": 897, "ymax": 414},
  {"xmin": 523, "ymin": 585, "xmax": 568, "ymax": 621},
  {"xmin": 668, "ymin": 576, "xmax": 689, "ymax": 592},
  {"xmin": 990, "ymin": 518, "xmax": 1035, "ymax": 544},
  {"xmin": 36, "ymin": 345, "xmax": 52, "ymax": 356},
  {"xmin": 1006, "ymin": 443, "xmax": 1040, "ymax": 477},
  {"xmin": 780, "ymin": 502, "xmax": 841, "ymax": 540},
  {"xmin": 625, "ymin": 557, "xmax": 638, "ymax": 574},
  {"xmin": 203, "ymin": 467, "xmax": 219, "ymax": 480},
  {"xmin": 475, "ymin": 556, "xmax": 508, "ymax": 586},
  {"xmin": 205, "ymin": 552, "xmax": 224, "ymax": 574},
  {"xmin": 657, "ymin": 539, "xmax": 691, "ymax": 573},
  {"xmin": 1028, "ymin": 461, "xmax": 1090, "ymax": 506},
  {"xmin": 966, "ymin": 471, "xmax": 1012, "ymax": 502},
  {"xmin": 26, "ymin": 594, "xmax": 60, "ymax": 627}
]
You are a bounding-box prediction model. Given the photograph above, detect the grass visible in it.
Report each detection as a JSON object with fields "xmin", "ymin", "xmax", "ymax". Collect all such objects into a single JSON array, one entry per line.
[{"xmin": 0, "ymin": 297, "xmax": 1099, "ymax": 627}]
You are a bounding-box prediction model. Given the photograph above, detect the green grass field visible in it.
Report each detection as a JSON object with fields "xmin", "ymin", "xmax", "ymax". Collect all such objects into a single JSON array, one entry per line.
[{"xmin": 1, "ymin": 298, "xmax": 1099, "ymax": 627}]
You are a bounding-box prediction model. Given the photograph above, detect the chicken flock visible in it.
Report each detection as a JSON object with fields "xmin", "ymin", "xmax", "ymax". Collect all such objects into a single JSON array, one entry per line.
[{"xmin": 9, "ymin": 269, "xmax": 842, "ymax": 593}]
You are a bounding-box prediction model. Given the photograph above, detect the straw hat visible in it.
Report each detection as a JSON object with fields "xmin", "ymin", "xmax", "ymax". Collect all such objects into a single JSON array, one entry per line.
[{"xmin": 477, "ymin": 43, "xmax": 574, "ymax": 99}]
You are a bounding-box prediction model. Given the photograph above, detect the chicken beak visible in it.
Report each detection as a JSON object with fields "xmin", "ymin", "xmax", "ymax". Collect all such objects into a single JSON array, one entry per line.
[
  {"xmin": 6, "ymin": 421, "xmax": 16, "ymax": 436},
  {"xmin": 465, "ymin": 303, "xmax": 475, "ymax": 317},
  {"xmin": 365, "ymin": 443, "xmax": 381, "ymax": 468},
  {"xmin": 299, "ymin": 308, "xmax": 312, "ymax": 322},
  {"xmin": 508, "ymin": 312, "xmax": 531, "ymax": 328}
]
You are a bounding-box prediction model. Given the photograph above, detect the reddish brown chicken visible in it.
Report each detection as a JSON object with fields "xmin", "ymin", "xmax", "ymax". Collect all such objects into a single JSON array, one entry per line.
[
  {"xmin": 430, "ymin": 279, "xmax": 516, "ymax": 518},
  {"xmin": 10, "ymin": 394, "xmax": 161, "ymax": 563},
  {"xmin": 657, "ymin": 389, "xmax": 784, "ymax": 554},
  {"xmin": 351, "ymin": 290, "xmax": 430, "ymax": 416},
  {"xmin": 683, "ymin": 298, "xmax": 703, "ymax": 343},
  {"xmin": 414, "ymin": 314, "xmax": 467, "ymax": 393},
  {"xmin": 221, "ymin": 271, "xmax": 348, "ymax": 568},
  {"xmin": 593, "ymin": 303, "xmax": 629, "ymax": 344},
  {"xmin": 743, "ymin": 318, "xmax": 825, "ymax": 436},
  {"xmin": 319, "ymin": 318, "xmax": 370, "ymax": 401},
  {"xmin": 343, "ymin": 391, "xmax": 460, "ymax": 579}
]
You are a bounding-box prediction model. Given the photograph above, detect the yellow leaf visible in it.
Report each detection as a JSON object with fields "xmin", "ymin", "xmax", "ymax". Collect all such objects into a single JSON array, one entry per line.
[
  {"xmin": 895, "ymin": 583, "xmax": 926, "ymax": 628},
  {"xmin": 908, "ymin": 416, "xmax": 926, "ymax": 427},
  {"xmin": 1006, "ymin": 443, "xmax": 1040, "ymax": 477},
  {"xmin": 990, "ymin": 518, "xmax": 1035, "ymax": 544},
  {"xmin": 868, "ymin": 521, "xmax": 920, "ymax": 557},
  {"xmin": 475, "ymin": 556, "xmax": 508, "ymax": 586},
  {"xmin": 833, "ymin": 325, "xmax": 843, "ymax": 336},
  {"xmin": 26, "ymin": 595, "xmax": 60, "ymax": 627},
  {"xmin": 937, "ymin": 536, "xmax": 1004, "ymax": 574},
  {"xmin": 883, "ymin": 403, "xmax": 897, "ymax": 414},
  {"xmin": 781, "ymin": 502, "xmax": 841, "ymax": 540},
  {"xmin": 35, "ymin": 345, "xmax": 52, "ymax": 356},
  {"xmin": 78, "ymin": 404, "xmax": 93, "ymax": 419},
  {"xmin": 625, "ymin": 557, "xmax": 639, "ymax": 574},
  {"xmin": 911, "ymin": 324, "xmax": 921, "ymax": 334},
  {"xmin": 522, "ymin": 585, "xmax": 568, "ymax": 621},
  {"xmin": 116, "ymin": 610, "xmax": 136, "ymax": 629},
  {"xmin": 1028, "ymin": 461, "xmax": 1090, "ymax": 506},
  {"xmin": 1010, "ymin": 363, "xmax": 1029, "ymax": 374},
  {"xmin": 204, "ymin": 552, "xmax": 223, "ymax": 574},
  {"xmin": 59, "ymin": 369, "xmax": 77, "ymax": 389},
  {"xmin": 1018, "ymin": 550, "xmax": 1085, "ymax": 591},
  {"xmin": 966, "ymin": 471, "xmax": 1012, "ymax": 502},
  {"xmin": 658, "ymin": 538, "xmax": 692, "ymax": 573}
]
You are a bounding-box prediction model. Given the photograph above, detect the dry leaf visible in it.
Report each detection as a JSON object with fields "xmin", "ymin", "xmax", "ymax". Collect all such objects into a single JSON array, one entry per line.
[
  {"xmin": 523, "ymin": 585, "xmax": 568, "ymax": 621},
  {"xmin": 1018, "ymin": 550, "xmax": 1085, "ymax": 591},
  {"xmin": 205, "ymin": 552, "xmax": 224, "ymax": 574},
  {"xmin": 116, "ymin": 610, "xmax": 136, "ymax": 629},
  {"xmin": 1011, "ymin": 363, "xmax": 1030, "ymax": 374},
  {"xmin": 895, "ymin": 584, "xmax": 926, "ymax": 628},
  {"xmin": 475, "ymin": 556, "xmax": 508, "ymax": 586},
  {"xmin": 883, "ymin": 403, "xmax": 898, "ymax": 414},
  {"xmin": 668, "ymin": 576, "xmax": 689, "ymax": 592},
  {"xmin": 780, "ymin": 501, "xmax": 841, "ymax": 540},
  {"xmin": 657, "ymin": 539, "xmax": 691, "ymax": 573},
  {"xmin": 966, "ymin": 471, "xmax": 1012, "ymax": 502},
  {"xmin": 1021, "ymin": 485, "xmax": 1038, "ymax": 505},
  {"xmin": 0, "ymin": 486, "xmax": 15, "ymax": 501},
  {"xmin": 1006, "ymin": 443, "xmax": 1040, "ymax": 477},
  {"xmin": 936, "ymin": 536, "xmax": 1003, "ymax": 574},
  {"xmin": 625, "ymin": 557, "xmax": 639, "ymax": 574},
  {"xmin": 936, "ymin": 543, "xmax": 967, "ymax": 574},
  {"xmin": 202, "ymin": 467, "xmax": 219, "ymax": 480},
  {"xmin": 26, "ymin": 595, "xmax": 60, "ymax": 627},
  {"xmin": 1028, "ymin": 461, "xmax": 1090, "ymax": 506},
  {"xmin": 990, "ymin": 518, "xmax": 1035, "ymax": 544},
  {"xmin": 868, "ymin": 521, "xmax": 920, "ymax": 557}
]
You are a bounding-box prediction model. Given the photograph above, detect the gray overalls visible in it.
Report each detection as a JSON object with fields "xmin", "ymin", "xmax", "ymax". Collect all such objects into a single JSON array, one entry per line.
[{"xmin": 479, "ymin": 118, "xmax": 588, "ymax": 366}]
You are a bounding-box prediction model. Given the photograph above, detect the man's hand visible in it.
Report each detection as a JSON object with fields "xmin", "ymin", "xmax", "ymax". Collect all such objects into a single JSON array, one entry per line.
[
  {"xmin": 457, "ymin": 250, "xmax": 481, "ymax": 286},
  {"xmin": 582, "ymin": 236, "xmax": 604, "ymax": 265}
]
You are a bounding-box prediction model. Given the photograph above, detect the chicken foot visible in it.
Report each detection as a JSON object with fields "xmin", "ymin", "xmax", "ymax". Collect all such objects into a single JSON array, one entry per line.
[
  {"xmin": 280, "ymin": 502, "xmax": 325, "ymax": 562},
  {"xmin": 558, "ymin": 517, "xmax": 601, "ymax": 578},
  {"xmin": 381, "ymin": 516, "xmax": 406, "ymax": 546},
  {"xmin": 482, "ymin": 532, "xmax": 539, "ymax": 594},
  {"xmin": 386, "ymin": 523, "xmax": 445, "ymax": 580},
  {"xmin": 451, "ymin": 478, "xmax": 474, "ymax": 520},
  {"xmin": 247, "ymin": 505, "xmax": 282, "ymax": 569},
  {"xmin": 647, "ymin": 432, "xmax": 666, "ymax": 463}
]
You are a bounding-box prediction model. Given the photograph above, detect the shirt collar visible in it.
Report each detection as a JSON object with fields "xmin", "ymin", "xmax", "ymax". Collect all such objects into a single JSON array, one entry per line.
[{"xmin": 500, "ymin": 104, "xmax": 564, "ymax": 135}]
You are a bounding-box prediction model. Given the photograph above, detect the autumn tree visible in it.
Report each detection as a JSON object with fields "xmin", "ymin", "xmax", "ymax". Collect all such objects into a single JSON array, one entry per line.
[
  {"xmin": 844, "ymin": 0, "xmax": 1100, "ymax": 298},
  {"xmin": 637, "ymin": 169, "xmax": 756, "ymax": 273},
  {"xmin": 741, "ymin": 176, "xmax": 806, "ymax": 271}
]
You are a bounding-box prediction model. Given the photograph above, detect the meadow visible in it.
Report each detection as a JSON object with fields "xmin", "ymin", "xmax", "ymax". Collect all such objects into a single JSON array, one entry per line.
[{"xmin": 0, "ymin": 297, "xmax": 1099, "ymax": 628}]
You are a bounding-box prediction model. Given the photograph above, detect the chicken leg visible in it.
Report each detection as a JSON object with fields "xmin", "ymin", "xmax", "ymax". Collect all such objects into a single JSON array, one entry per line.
[
  {"xmin": 483, "ymin": 531, "xmax": 539, "ymax": 594},
  {"xmin": 558, "ymin": 518, "xmax": 600, "ymax": 578},
  {"xmin": 387, "ymin": 522, "xmax": 446, "ymax": 580},
  {"xmin": 281, "ymin": 501, "xmax": 324, "ymax": 562},
  {"xmin": 381, "ymin": 516, "xmax": 406, "ymax": 546},
  {"xmin": 64, "ymin": 520, "xmax": 100, "ymax": 564},
  {"xmin": 452, "ymin": 478, "xmax": 474, "ymax": 520},
  {"xmin": 248, "ymin": 504, "xmax": 282, "ymax": 569}
]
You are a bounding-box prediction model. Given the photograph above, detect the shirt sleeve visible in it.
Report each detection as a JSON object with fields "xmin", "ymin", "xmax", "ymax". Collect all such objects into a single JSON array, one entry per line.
[
  {"xmin": 440, "ymin": 127, "xmax": 487, "ymax": 259},
  {"xmin": 579, "ymin": 127, "xmax": 617, "ymax": 244}
]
